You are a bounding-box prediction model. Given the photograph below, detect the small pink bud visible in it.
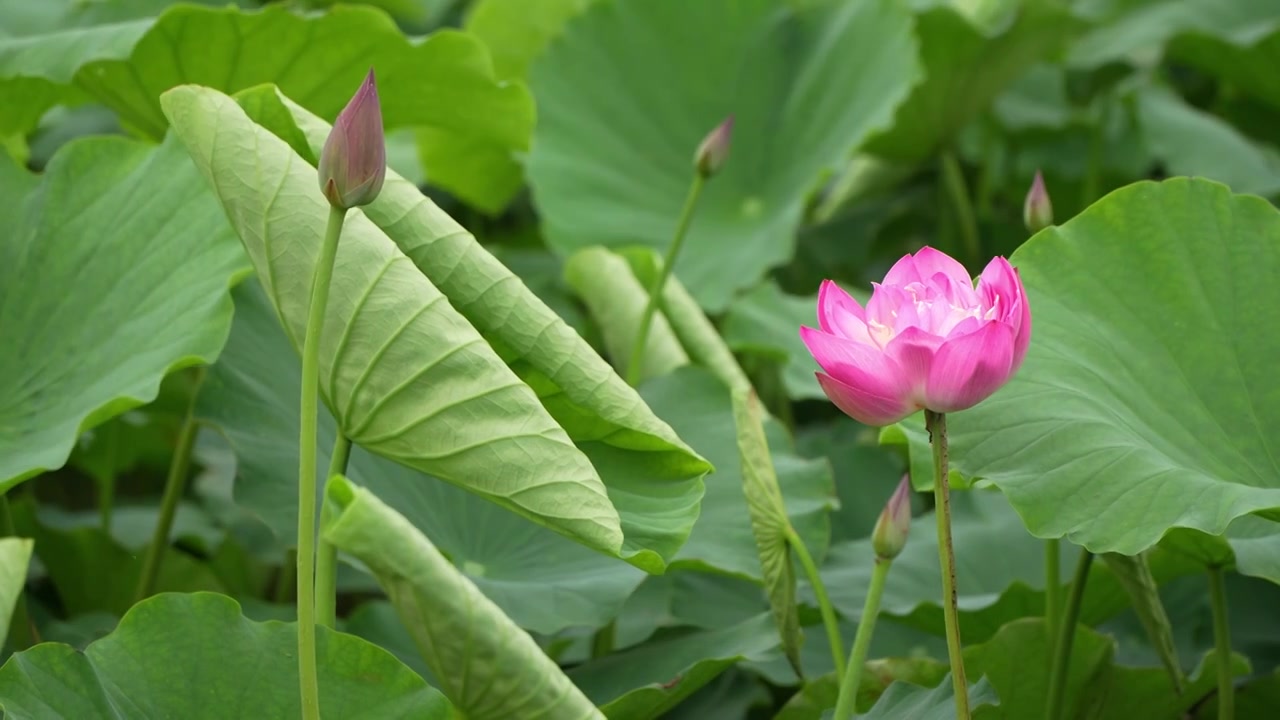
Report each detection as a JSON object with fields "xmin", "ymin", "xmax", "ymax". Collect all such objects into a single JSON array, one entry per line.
[
  {"xmin": 319, "ymin": 68, "xmax": 386, "ymax": 210},
  {"xmin": 693, "ymin": 115, "xmax": 734, "ymax": 178},
  {"xmin": 1023, "ymin": 170, "xmax": 1053, "ymax": 233},
  {"xmin": 871, "ymin": 475, "xmax": 913, "ymax": 560}
]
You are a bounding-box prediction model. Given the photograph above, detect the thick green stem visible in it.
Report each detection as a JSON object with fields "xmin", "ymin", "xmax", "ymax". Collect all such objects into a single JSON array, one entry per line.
[
  {"xmin": 626, "ymin": 174, "xmax": 705, "ymax": 386},
  {"xmin": 315, "ymin": 434, "xmax": 352, "ymax": 629},
  {"xmin": 1046, "ymin": 549, "xmax": 1094, "ymax": 720},
  {"xmin": 135, "ymin": 367, "xmax": 205, "ymax": 602},
  {"xmin": 1208, "ymin": 565, "xmax": 1234, "ymax": 720},
  {"xmin": 1044, "ymin": 538, "xmax": 1061, "ymax": 637},
  {"xmin": 297, "ymin": 205, "xmax": 347, "ymax": 720},
  {"xmin": 939, "ymin": 151, "xmax": 981, "ymax": 265},
  {"xmin": 788, "ymin": 526, "xmax": 847, "ymax": 680},
  {"xmin": 0, "ymin": 494, "xmax": 36, "ymax": 649},
  {"xmin": 833, "ymin": 557, "xmax": 891, "ymax": 720},
  {"xmin": 926, "ymin": 410, "xmax": 969, "ymax": 719}
]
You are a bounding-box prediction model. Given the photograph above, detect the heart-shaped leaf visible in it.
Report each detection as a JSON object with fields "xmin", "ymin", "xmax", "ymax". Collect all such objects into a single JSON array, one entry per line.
[
  {"xmin": 323, "ymin": 476, "xmax": 603, "ymax": 720},
  {"xmin": 0, "ymin": 134, "xmax": 245, "ymax": 489},
  {"xmin": 0, "ymin": 592, "xmax": 450, "ymax": 719},
  {"xmin": 527, "ymin": 0, "xmax": 920, "ymax": 310}
]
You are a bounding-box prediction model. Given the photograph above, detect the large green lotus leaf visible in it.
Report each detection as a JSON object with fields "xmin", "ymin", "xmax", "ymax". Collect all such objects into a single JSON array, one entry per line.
[
  {"xmin": 200, "ymin": 279, "xmax": 644, "ymax": 634},
  {"xmin": 853, "ymin": 675, "xmax": 999, "ymax": 720},
  {"xmin": 247, "ymin": 86, "xmax": 712, "ymax": 572},
  {"xmin": 643, "ymin": 367, "xmax": 834, "ymax": 579},
  {"xmin": 864, "ymin": 0, "xmax": 1078, "ymax": 162},
  {"xmin": 884, "ymin": 179, "xmax": 1280, "ymax": 557},
  {"xmin": 813, "ymin": 489, "xmax": 1205, "ymax": 644},
  {"xmin": 527, "ymin": 0, "xmax": 919, "ymax": 310},
  {"xmin": 0, "ymin": 3, "xmax": 531, "ymax": 206},
  {"xmin": 1066, "ymin": 0, "xmax": 1280, "ymax": 69},
  {"xmin": 0, "ymin": 592, "xmax": 449, "ymax": 719},
  {"xmin": 161, "ymin": 86, "xmax": 635, "ymax": 565},
  {"xmin": 323, "ymin": 476, "xmax": 603, "ymax": 720},
  {"xmin": 567, "ymin": 613, "xmax": 780, "ymax": 719},
  {"xmin": 611, "ymin": 571, "xmax": 767, "ymax": 651},
  {"xmin": 0, "ymin": 134, "xmax": 245, "ymax": 489},
  {"xmin": 465, "ymin": 0, "xmax": 595, "ymax": 80},
  {"xmin": 0, "ymin": 537, "xmax": 32, "ymax": 651},
  {"xmin": 962, "ymin": 618, "xmax": 1248, "ymax": 720},
  {"xmin": 1171, "ymin": 27, "xmax": 1280, "ymax": 112},
  {"xmin": 1136, "ymin": 85, "xmax": 1280, "ymax": 197}
]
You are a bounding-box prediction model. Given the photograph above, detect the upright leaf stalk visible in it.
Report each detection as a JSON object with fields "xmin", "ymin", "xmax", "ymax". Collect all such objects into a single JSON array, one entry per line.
[
  {"xmin": 927, "ymin": 411, "xmax": 969, "ymax": 718},
  {"xmin": 297, "ymin": 68, "xmax": 385, "ymax": 720}
]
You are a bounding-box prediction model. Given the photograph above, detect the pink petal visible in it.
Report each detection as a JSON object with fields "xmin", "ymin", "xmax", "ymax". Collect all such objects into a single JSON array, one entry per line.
[
  {"xmin": 1010, "ymin": 279, "xmax": 1032, "ymax": 374},
  {"xmin": 800, "ymin": 326, "xmax": 910, "ymax": 405},
  {"xmin": 884, "ymin": 325, "xmax": 944, "ymax": 400},
  {"xmin": 864, "ymin": 283, "xmax": 910, "ymax": 346},
  {"xmin": 911, "ymin": 247, "xmax": 973, "ymax": 290},
  {"xmin": 977, "ymin": 257, "xmax": 1022, "ymax": 324},
  {"xmin": 924, "ymin": 321, "xmax": 1016, "ymax": 413},
  {"xmin": 816, "ymin": 372, "xmax": 918, "ymax": 427},
  {"xmin": 882, "ymin": 253, "xmax": 923, "ymax": 287},
  {"xmin": 817, "ymin": 280, "xmax": 875, "ymax": 345}
]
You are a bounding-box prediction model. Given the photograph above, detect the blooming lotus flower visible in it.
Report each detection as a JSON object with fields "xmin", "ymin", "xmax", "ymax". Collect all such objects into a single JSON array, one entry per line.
[
  {"xmin": 319, "ymin": 68, "xmax": 385, "ymax": 210},
  {"xmin": 801, "ymin": 247, "xmax": 1030, "ymax": 426}
]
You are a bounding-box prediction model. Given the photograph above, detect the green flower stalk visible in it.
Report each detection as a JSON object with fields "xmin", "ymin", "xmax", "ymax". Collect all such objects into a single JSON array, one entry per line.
[
  {"xmin": 627, "ymin": 116, "xmax": 732, "ymax": 385},
  {"xmin": 833, "ymin": 475, "xmax": 912, "ymax": 720},
  {"xmin": 297, "ymin": 67, "xmax": 385, "ymax": 720}
]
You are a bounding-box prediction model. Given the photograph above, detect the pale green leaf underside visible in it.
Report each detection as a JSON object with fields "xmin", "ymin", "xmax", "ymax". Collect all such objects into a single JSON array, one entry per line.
[
  {"xmin": 161, "ymin": 85, "xmax": 625, "ymax": 558},
  {"xmin": 527, "ymin": 0, "xmax": 920, "ymax": 310},
  {"xmin": 907, "ymin": 178, "xmax": 1280, "ymax": 556},
  {"xmin": 255, "ymin": 87, "xmax": 712, "ymax": 572},
  {"xmin": 0, "ymin": 537, "xmax": 33, "ymax": 650},
  {"xmin": 323, "ymin": 477, "xmax": 604, "ymax": 720},
  {"xmin": 0, "ymin": 592, "xmax": 448, "ymax": 719},
  {"xmin": 0, "ymin": 135, "xmax": 246, "ymax": 488},
  {"xmin": 200, "ymin": 279, "xmax": 644, "ymax": 635}
]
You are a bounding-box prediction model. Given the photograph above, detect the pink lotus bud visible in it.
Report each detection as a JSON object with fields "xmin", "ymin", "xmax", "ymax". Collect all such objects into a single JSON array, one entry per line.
[
  {"xmin": 872, "ymin": 475, "xmax": 913, "ymax": 560},
  {"xmin": 799, "ymin": 247, "xmax": 1031, "ymax": 426},
  {"xmin": 693, "ymin": 116, "xmax": 733, "ymax": 178},
  {"xmin": 319, "ymin": 68, "xmax": 386, "ymax": 210},
  {"xmin": 1023, "ymin": 170, "xmax": 1053, "ymax": 233}
]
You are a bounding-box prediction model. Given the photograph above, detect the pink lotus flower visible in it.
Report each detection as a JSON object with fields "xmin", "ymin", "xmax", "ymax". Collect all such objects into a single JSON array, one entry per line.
[
  {"xmin": 801, "ymin": 247, "xmax": 1030, "ymax": 426},
  {"xmin": 319, "ymin": 68, "xmax": 386, "ymax": 210}
]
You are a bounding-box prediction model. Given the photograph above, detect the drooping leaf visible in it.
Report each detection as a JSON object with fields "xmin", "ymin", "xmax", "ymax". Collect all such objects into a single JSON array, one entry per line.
[
  {"xmin": 883, "ymin": 179, "xmax": 1280, "ymax": 558},
  {"xmin": 527, "ymin": 0, "xmax": 920, "ymax": 310},
  {"xmin": 0, "ymin": 537, "xmax": 32, "ymax": 650},
  {"xmin": 1136, "ymin": 85, "xmax": 1280, "ymax": 196},
  {"xmin": 645, "ymin": 368, "xmax": 834, "ymax": 580},
  {"xmin": 323, "ymin": 476, "xmax": 604, "ymax": 720},
  {"xmin": 564, "ymin": 246, "xmax": 689, "ymax": 384},
  {"xmin": 199, "ymin": 279, "xmax": 644, "ymax": 634},
  {"xmin": 732, "ymin": 389, "xmax": 804, "ymax": 676},
  {"xmin": 865, "ymin": 0, "xmax": 1079, "ymax": 162},
  {"xmin": 568, "ymin": 613, "xmax": 781, "ymax": 719},
  {"xmin": 0, "ymin": 134, "xmax": 245, "ymax": 489},
  {"xmin": 0, "ymin": 592, "xmax": 450, "ymax": 719},
  {"xmin": 163, "ymin": 85, "xmax": 635, "ymax": 562},
  {"xmin": 260, "ymin": 89, "xmax": 712, "ymax": 572},
  {"xmin": 851, "ymin": 674, "xmax": 999, "ymax": 720}
]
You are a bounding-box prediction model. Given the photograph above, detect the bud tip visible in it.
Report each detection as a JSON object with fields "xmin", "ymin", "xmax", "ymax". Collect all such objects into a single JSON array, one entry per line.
[
  {"xmin": 871, "ymin": 475, "xmax": 913, "ymax": 560},
  {"xmin": 1023, "ymin": 169, "xmax": 1053, "ymax": 233},
  {"xmin": 694, "ymin": 115, "xmax": 734, "ymax": 178}
]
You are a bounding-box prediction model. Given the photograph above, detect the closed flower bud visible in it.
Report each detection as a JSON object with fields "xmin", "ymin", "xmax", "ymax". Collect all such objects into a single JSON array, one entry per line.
[
  {"xmin": 1023, "ymin": 170, "xmax": 1053, "ymax": 233},
  {"xmin": 319, "ymin": 68, "xmax": 386, "ymax": 210},
  {"xmin": 871, "ymin": 475, "xmax": 913, "ymax": 560},
  {"xmin": 693, "ymin": 116, "xmax": 734, "ymax": 178}
]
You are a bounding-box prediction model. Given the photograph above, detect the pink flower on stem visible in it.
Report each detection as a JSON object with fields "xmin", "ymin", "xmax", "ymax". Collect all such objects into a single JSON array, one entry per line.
[{"xmin": 801, "ymin": 247, "xmax": 1031, "ymax": 426}]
